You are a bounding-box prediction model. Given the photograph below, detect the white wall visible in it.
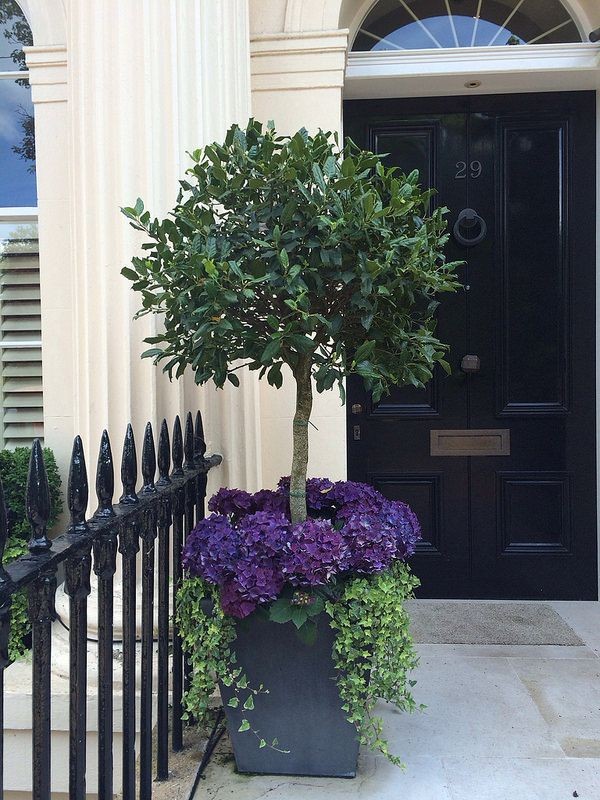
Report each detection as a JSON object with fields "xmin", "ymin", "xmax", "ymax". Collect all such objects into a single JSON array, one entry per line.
[{"xmin": 26, "ymin": 0, "xmax": 262, "ymax": 498}]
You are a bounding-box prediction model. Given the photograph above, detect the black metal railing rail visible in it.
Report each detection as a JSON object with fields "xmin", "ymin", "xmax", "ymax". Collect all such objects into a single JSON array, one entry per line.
[{"xmin": 0, "ymin": 411, "xmax": 221, "ymax": 800}]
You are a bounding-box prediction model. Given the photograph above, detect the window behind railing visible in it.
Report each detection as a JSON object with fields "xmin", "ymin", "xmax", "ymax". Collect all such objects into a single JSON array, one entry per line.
[
  {"xmin": 0, "ymin": 218, "xmax": 42, "ymax": 447},
  {"xmin": 0, "ymin": 1, "xmax": 41, "ymax": 448}
]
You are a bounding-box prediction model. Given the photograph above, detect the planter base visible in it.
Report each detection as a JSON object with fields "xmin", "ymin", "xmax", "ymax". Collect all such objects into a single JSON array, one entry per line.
[{"xmin": 220, "ymin": 613, "xmax": 359, "ymax": 778}]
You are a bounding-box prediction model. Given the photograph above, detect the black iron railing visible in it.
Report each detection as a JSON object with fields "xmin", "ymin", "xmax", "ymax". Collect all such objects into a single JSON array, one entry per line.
[{"xmin": 0, "ymin": 411, "xmax": 221, "ymax": 800}]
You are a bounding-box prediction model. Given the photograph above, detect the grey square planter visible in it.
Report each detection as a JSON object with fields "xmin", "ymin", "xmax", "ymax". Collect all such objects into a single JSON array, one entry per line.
[{"xmin": 220, "ymin": 612, "xmax": 360, "ymax": 777}]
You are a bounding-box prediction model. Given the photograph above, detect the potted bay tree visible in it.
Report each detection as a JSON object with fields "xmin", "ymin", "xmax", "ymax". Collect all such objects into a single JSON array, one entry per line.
[{"xmin": 122, "ymin": 120, "xmax": 459, "ymax": 776}]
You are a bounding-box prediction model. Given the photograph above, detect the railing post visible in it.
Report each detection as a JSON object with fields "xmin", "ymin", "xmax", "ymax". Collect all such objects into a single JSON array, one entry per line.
[
  {"xmin": 118, "ymin": 424, "xmax": 139, "ymax": 800},
  {"xmin": 0, "ymin": 595, "xmax": 9, "ymax": 800},
  {"xmin": 156, "ymin": 420, "xmax": 171, "ymax": 780},
  {"xmin": 171, "ymin": 416, "xmax": 185, "ymax": 752},
  {"xmin": 183, "ymin": 414, "xmax": 196, "ymax": 704},
  {"xmin": 27, "ymin": 440, "xmax": 55, "ymax": 800},
  {"xmin": 65, "ymin": 436, "xmax": 91, "ymax": 800},
  {"xmin": 92, "ymin": 430, "xmax": 117, "ymax": 800},
  {"xmin": 28, "ymin": 571, "xmax": 56, "ymax": 800},
  {"xmin": 0, "ymin": 476, "xmax": 10, "ymax": 800},
  {"xmin": 140, "ymin": 423, "xmax": 157, "ymax": 800},
  {"xmin": 194, "ymin": 410, "xmax": 208, "ymax": 524}
]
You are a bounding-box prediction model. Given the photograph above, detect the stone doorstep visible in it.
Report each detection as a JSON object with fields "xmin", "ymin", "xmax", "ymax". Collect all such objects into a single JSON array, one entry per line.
[
  {"xmin": 3, "ymin": 690, "xmax": 157, "ymax": 795},
  {"xmin": 3, "ymin": 618, "xmax": 161, "ymax": 796}
]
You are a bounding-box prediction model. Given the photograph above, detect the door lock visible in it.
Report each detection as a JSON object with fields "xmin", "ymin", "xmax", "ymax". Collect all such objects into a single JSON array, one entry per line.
[
  {"xmin": 351, "ymin": 404, "xmax": 363, "ymax": 415},
  {"xmin": 461, "ymin": 354, "xmax": 481, "ymax": 373}
]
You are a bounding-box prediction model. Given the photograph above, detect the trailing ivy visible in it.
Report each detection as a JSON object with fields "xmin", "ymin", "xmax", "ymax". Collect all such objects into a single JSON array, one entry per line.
[
  {"xmin": 177, "ymin": 577, "xmax": 285, "ymax": 751},
  {"xmin": 177, "ymin": 563, "xmax": 421, "ymax": 765},
  {"xmin": 176, "ymin": 578, "xmax": 237, "ymax": 724},
  {"xmin": 326, "ymin": 562, "xmax": 420, "ymax": 766}
]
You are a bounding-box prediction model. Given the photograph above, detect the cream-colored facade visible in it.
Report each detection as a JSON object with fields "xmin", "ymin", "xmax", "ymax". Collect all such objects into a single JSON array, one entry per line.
[{"xmin": 18, "ymin": 0, "xmax": 600, "ymax": 505}]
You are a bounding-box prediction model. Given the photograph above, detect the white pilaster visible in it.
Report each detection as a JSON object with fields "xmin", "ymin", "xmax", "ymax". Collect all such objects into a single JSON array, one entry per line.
[{"xmin": 28, "ymin": 0, "xmax": 260, "ymax": 496}]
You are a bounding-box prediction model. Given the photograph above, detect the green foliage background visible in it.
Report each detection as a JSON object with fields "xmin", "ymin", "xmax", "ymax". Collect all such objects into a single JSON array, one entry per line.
[{"xmin": 1, "ymin": 447, "xmax": 63, "ymax": 661}]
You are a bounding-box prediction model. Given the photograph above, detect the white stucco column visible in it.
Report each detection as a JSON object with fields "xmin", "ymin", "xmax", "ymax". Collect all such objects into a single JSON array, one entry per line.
[
  {"xmin": 24, "ymin": 45, "xmax": 72, "ymax": 479},
  {"xmin": 64, "ymin": 0, "xmax": 261, "ymax": 494},
  {"xmin": 26, "ymin": 1, "xmax": 261, "ymax": 651},
  {"xmin": 26, "ymin": 1, "xmax": 260, "ymax": 499}
]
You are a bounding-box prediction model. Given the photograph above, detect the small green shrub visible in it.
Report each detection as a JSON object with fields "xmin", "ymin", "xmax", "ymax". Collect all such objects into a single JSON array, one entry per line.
[{"xmin": 0, "ymin": 447, "xmax": 63, "ymax": 661}]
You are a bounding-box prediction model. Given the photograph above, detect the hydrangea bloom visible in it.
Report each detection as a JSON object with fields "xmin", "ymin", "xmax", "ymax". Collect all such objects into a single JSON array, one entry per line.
[
  {"xmin": 208, "ymin": 487, "xmax": 254, "ymax": 518},
  {"xmin": 237, "ymin": 511, "xmax": 289, "ymax": 558},
  {"xmin": 182, "ymin": 514, "xmax": 239, "ymax": 584},
  {"xmin": 341, "ymin": 513, "xmax": 397, "ymax": 574},
  {"xmin": 183, "ymin": 478, "xmax": 422, "ymax": 619},
  {"xmin": 380, "ymin": 499, "xmax": 421, "ymax": 560},
  {"xmin": 331, "ymin": 480, "xmax": 386, "ymax": 520},
  {"xmin": 281, "ymin": 519, "xmax": 349, "ymax": 586},
  {"xmin": 220, "ymin": 558, "xmax": 284, "ymax": 618},
  {"xmin": 251, "ymin": 489, "xmax": 289, "ymax": 516}
]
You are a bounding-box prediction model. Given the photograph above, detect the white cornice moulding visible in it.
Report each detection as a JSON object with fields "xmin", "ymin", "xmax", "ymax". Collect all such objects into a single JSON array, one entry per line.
[
  {"xmin": 251, "ymin": 29, "xmax": 349, "ymax": 92},
  {"xmin": 347, "ymin": 42, "xmax": 600, "ymax": 78},
  {"xmin": 345, "ymin": 42, "xmax": 600, "ymax": 99},
  {"xmin": 24, "ymin": 44, "xmax": 67, "ymax": 104}
]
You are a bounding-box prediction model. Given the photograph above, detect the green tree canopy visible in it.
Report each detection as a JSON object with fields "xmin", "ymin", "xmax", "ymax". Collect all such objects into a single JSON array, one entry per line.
[{"xmin": 122, "ymin": 120, "xmax": 460, "ymax": 521}]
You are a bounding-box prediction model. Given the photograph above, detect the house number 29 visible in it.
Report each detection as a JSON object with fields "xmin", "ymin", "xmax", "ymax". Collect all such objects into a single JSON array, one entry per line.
[{"xmin": 455, "ymin": 160, "xmax": 483, "ymax": 179}]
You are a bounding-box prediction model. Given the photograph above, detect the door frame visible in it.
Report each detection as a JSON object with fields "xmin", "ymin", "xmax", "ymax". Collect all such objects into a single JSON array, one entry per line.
[{"xmin": 343, "ymin": 46, "xmax": 600, "ymax": 596}]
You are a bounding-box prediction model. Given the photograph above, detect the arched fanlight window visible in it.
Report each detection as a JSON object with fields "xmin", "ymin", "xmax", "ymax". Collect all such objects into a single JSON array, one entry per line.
[
  {"xmin": 352, "ymin": 0, "xmax": 582, "ymax": 51},
  {"xmin": 0, "ymin": 1, "xmax": 42, "ymax": 447}
]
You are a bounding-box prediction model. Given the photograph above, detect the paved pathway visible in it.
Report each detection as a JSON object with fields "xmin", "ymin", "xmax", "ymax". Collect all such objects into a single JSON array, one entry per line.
[{"xmin": 197, "ymin": 601, "xmax": 600, "ymax": 800}]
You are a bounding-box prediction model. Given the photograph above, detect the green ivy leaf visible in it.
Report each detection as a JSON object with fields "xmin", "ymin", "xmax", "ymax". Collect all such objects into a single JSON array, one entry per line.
[{"xmin": 238, "ymin": 720, "xmax": 250, "ymax": 732}]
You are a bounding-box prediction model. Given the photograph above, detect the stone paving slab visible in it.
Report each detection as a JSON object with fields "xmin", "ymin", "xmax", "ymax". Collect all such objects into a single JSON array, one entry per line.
[
  {"xmin": 443, "ymin": 757, "xmax": 600, "ymax": 800},
  {"xmin": 383, "ymin": 656, "xmax": 563, "ymax": 759},
  {"xmin": 509, "ymin": 658, "xmax": 600, "ymax": 757},
  {"xmin": 195, "ymin": 601, "xmax": 600, "ymax": 800},
  {"xmin": 199, "ymin": 754, "xmax": 453, "ymax": 800}
]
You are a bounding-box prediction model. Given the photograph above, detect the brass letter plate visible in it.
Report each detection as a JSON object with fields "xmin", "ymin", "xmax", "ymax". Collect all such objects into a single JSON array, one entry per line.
[{"xmin": 430, "ymin": 429, "xmax": 510, "ymax": 457}]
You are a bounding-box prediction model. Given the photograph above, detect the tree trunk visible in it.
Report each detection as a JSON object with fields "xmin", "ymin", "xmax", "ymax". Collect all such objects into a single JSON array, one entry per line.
[{"xmin": 289, "ymin": 356, "xmax": 313, "ymax": 523}]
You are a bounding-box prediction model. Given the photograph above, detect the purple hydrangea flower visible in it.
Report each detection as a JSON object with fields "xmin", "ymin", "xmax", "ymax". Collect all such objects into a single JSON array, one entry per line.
[
  {"xmin": 281, "ymin": 518, "xmax": 349, "ymax": 586},
  {"xmin": 182, "ymin": 514, "xmax": 239, "ymax": 584},
  {"xmin": 251, "ymin": 489, "xmax": 289, "ymax": 517},
  {"xmin": 380, "ymin": 500, "xmax": 422, "ymax": 559},
  {"xmin": 237, "ymin": 511, "xmax": 290, "ymax": 558},
  {"xmin": 183, "ymin": 479, "xmax": 421, "ymax": 619},
  {"xmin": 341, "ymin": 512, "xmax": 397, "ymax": 574},
  {"xmin": 208, "ymin": 487, "xmax": 254, "ymax": 518},
  {"xmin": 331, "ymin": 480, "xmax": 385, "ymax": 520},
  {"xmin": 219, "ymin": 557, "xmax": 284, "ymax": 618}
]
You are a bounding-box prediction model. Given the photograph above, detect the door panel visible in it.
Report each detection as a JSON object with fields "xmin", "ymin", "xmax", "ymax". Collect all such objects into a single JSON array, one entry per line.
[
  {"xmin": 345, "ymin": 101, "xmax": 471, "ymax": 597},
  {"xmin": 344, "ymin": 92, "xmax": 597, "ymax": 600}
]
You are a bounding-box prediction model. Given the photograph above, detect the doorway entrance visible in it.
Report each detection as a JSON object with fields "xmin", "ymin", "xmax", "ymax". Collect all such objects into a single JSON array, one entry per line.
[{"xmin": 345, "ymin": 91, "xmax": 597, "ymax": 599}]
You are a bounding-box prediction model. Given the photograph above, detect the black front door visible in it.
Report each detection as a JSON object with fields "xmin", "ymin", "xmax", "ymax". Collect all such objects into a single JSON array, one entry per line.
[{"xmin": 344, "ymin": 92, "xmax": 597, "ymax": 600}]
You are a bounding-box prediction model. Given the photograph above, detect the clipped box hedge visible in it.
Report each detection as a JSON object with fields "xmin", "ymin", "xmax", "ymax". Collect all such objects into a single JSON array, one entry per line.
[{"xmin": 1, "ymin": 447, "xmax": 63, "ymax": 661}]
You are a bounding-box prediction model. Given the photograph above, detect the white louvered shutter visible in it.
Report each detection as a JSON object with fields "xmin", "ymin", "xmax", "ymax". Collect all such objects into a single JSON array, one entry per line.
[{"xmin": 0, "ymin": 220, "xmax": 43, "ymax": 448}]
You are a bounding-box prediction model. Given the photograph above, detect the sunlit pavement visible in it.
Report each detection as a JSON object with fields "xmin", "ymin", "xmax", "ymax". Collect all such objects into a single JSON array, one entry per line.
[{"xmin": 197, "ymin": 601, "xmax": 600, "ymax": 800}]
